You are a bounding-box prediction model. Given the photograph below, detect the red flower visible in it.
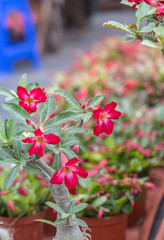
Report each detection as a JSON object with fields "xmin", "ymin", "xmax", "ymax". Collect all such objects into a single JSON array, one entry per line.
[
  {"xmin": 128, "ymin": 0, "xmax": 143, "ymax": 9},
  {"xmin": 93, "ymin": 102, "xmax": 121, "ymax": 136},
  {"xmin": 17, "ymin": 86, "xmax": 47, "ymax": 113},
  {"xmin": 50, "ymin": 158, "xmax": 88, "ymax": 189},
  {"xmin": 18, "ymin": 185, "xmax": 28, "ymax": 196},
  {"xmin": 22, "ymin": 128, "xmax": 60, "ymax": 157},
  {"xmin": 156, "ymin": 6, "xmax": 164, "ymax": 16}
]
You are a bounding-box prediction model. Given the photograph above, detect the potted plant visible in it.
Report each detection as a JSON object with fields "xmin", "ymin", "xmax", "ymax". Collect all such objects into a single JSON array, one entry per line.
[
  {"xmin": 0, "ymin": 166, "xmax": 51, "ymax": 240},
  {"xmin": 0, "ymin": 76, "xmax": 122, "ymax": 240},
  {"xmin": 69, "ymin": 159, "xmax": 154, "ymax": 240}
]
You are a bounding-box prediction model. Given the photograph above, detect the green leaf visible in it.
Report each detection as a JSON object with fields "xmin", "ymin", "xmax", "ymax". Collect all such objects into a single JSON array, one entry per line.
[
  {"xmin": 62, "ymin": 136, "xmax": 80, "ymax": 148},
  {"xmin": 38, "ymin": 96, "xmax": 56, "ymax": 123},
  {"xmin": 1, "ymin": 102, "xmax": 32, "ymax": 123},
  {"xmin": 79, "ymin": 143, "xmax": 87, "ymax": 152},
  {"xmin": 124, "ymin": 36, "xmax": 136, "ymax": 42},
  {"xmin": 61, "ymin": 213, "xmax": 70, "ymax": 219},
  {"xmin": 53, "ymin": 152, "xmax": 62, "ymax": 171},
  {"xmin": 80, "ymin": 112, "xmax": 93, "ymax": 123},
  {"xmin": 54, "ymin": 219, "xmax": 66, "ymax": 225},
  {"xmin": 35, "ymin": 219, "xmax": 56, "ymax": 227},
  {"xmin": 23, "ymin": 163, "xmax": 42, "ymax": 174},
  {"xmin": 65, "ymin": 126, "xmax": 87, "ymax": 134},
  {"xmin": 0, "ymin": 145, "xmax": 17, "ymax": 161},
  {"xmin": 45, "ymin": 111, "xmax": 81, "ymax": 129},
  {"xmin": 0, "ymin": 88, "xmax": 15, "ymax": 98},
  {"xmin": 140, "ymin": 22, "xmax": 155, "ymax": 33},
  {"xmin": 154, "ymin": 26, "xmax": 164, "ymax": 48},
  {"xmin": 87, "ymin": 95, "xmax": 104, "ymax": 108},
  {"xmin": 45, "ymin": 201, "xmax": 65, "ymax": 214},
  {"xmin": 46, "ymin": 143, "xmax": 60, "ymax": 155},
  {"xmin": 136, "ymin": 3, "xmax": 152, "ymax": 30},
  {"xmin": 66, "ymin": 200, "xmax": 76, "ymax": 213},
  {"xmin": 0, "ymin": 117, "xmax": 5, "ymax": 134},
  {"xmin": 54, "ymin": 90, "xmax": 81, "ymax": 111},
  {"xmin": 6, "ymin": 119, "xmax": 16, "ymax": 139},
  {"xmin": 122, "ymin": 203, "xmax": 133, "ymax": 213},
  {"xmin": 12, "ymin": 140, "xmax": 21, "ymax": 159},
  {"xmin": 0, "ymin": 159, "xmax": 20, "ymax": 165},
  {"xmin": 19, "ymin": 74, "xmax": 27, "ymax": 87},
  {"xmin": 103, "ymin": 21, "xmax": 134, "ymax": 34},
  {"xmin": 92, "ymin": 196, "xmax": 107, "ymax": 208},
  {"xmin": 0, "ymin": 130, "xmax": 7, "ymax": 143},
  {"xmin": 4, "ymin": 164, "xmax": 21, "ymax": 189},
  {"xmin": 71, "ymin": 218, "xmax": 88, "ymax": 228},
  {"xmin": 62, "ymin": 148, "xmax": 78, "ymax": 159},
  {"xmin": 141, "ymin": 39, "xmax": 161, "ymax": 49},
  {"xmin": 71, "ymin": 203, "xmax": 88, "ymax": 213}
]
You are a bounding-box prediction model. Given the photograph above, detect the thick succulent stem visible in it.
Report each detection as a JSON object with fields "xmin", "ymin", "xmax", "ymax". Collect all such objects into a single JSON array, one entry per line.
[{"xmin": 40, "ymin": 171, "xmax": 84, "ymax": 240}]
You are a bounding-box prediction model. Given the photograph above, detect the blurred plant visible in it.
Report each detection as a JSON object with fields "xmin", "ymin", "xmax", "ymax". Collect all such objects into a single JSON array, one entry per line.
[
  {"xmin": 0, "ymin": 167, "xmax": 51, "ymax": 218},
  {"xmin": 103, "ymin": 0, "xmax": 164, "ymax": 55}
]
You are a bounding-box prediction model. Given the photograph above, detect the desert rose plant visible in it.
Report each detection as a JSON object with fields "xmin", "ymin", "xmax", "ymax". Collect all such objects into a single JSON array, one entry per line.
[
  {"xmin": 0, "ymin": 75, "xmax": 121, "ymax": 240},
  {"xmin": 103, "ymin": 0, "xmax": 164, "ymax": 55}
]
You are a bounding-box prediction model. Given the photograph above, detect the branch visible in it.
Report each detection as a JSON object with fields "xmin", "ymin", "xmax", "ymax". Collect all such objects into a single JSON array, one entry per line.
[{"xmin": 35, "ymin": 159, "xmax": 54, "ymax": 177}]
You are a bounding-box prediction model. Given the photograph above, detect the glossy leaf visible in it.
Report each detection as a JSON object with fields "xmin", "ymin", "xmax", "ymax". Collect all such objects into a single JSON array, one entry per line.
[
  {"xmin": 71, "ymin": 203, "xmax": 88, "ymax": 213},
  {"xmin": 19, "ymin": 74, "xmax": 27, "ymax": 87},
  {"xmin": 71, "ymin": 218, "xmax": 88, "ymax": 228}
]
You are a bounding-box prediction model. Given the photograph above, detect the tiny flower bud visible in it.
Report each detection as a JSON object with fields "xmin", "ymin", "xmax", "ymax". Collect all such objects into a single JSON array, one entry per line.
[
  {"xmin": 7, "ymin": 200, "xmax": 15, "ymax": 211},
  {"xmin": 26, "ymin": 119, "xmax": 37, "ymax": 129},
  {"xmin": 73, "ymin": 143, "xmax": 79, "ymax": 154},
  {"xmin": 43, "ymin": 112, "xmax": 56, "ymax": 125}
]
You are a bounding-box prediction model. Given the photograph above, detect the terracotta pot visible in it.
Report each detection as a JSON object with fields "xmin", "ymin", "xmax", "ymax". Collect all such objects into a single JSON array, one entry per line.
[
  {"xmin": 82, "ymin": 213, "xmax": 128, "ymax": 240},
  {"xmin": 44, "ymin": 207, "xmax": 57, "ymax": 235},
  {"xmin": 128, "ymin": 189, "xmax": 146, "ymax": 227},
  {"xmin": 0, "ymin": 211, "xmax": 45, "ymax": 240}
]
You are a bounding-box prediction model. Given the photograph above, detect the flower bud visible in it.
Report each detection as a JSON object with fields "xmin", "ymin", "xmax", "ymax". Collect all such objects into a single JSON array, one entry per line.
[{"xmin": 26, "ymin": 119, "xmax": 37, "ymax": 129}]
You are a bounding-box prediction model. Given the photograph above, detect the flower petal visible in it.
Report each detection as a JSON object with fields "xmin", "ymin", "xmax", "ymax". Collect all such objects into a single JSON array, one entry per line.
[
  {"xmin": 28, "ymin": 141, "xmax": 42, "ymax": 156},
  {"xmin": 43, "ymin": 134, "xmax": 60, "ymax": 145},
  {"xmin": 108, "ymin": 110, "xmax": 121, "ymax": 119},
  {"xmin": 72, "ymin": 166, "xmax": 88, "ymax": 178},
  {"xmin": 50, "ymin": 168, "xmax": 65, "ymax": 185},
  {"xmin": 22, "ymin": 137, "xmax": 35, "ymax": 143},
  {"xmin": 93, "ymin": 122, "xmax": 103, "ymax": 136},
  {"xmin": 65, "ymin": 158, "xmax": 79, "ymax": 167},
  {"xmin": 103, "ymin": 119, "xmax": 113, "ymax": 135},
  {"xmin": 19, "ymin": 101, "xmax": 31, "ymax": 113},
  {"xmin": 93, "ymin": 108, "xmax": 102, "ymax": 119},
  {"xmin": 34, "ymin": 129, "xmax": 43, "ymax": 136},
  {"xmin": 38, "ymin": 142, "xmax": 45, "ymax": 157},
  {"xmin": 17, "ymin": 86, "xmax": 29, "ymax": 100},
  {"xmin": 103, "ymin": 102, "xmax": 117, "ymax": 113},
  {"xmin": 64, "ymin": 171, "xmax": 78, "ymax": 189},
  {"xmin": 29, "ymin": 88, "xmax": 42, "ymax": 99}
]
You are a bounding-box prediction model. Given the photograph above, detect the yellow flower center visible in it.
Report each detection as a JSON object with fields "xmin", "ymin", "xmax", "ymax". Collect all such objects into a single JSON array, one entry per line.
[
  {"xmin": 100, "ymin": 113, "xmax": 107, "ymax": 122},
  {"xmin": 36, "ymin": 136, "xmax": 44, "ymax": 144},
  {"xmin": 25, "ymin": 96, "xmax": 34, "ymax": 106}
]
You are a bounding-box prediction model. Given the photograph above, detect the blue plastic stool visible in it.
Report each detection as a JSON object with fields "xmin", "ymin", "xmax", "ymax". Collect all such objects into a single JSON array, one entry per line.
[{"xmin": 0, "ymin": 0, "xmax": 41, "ymax": 73}]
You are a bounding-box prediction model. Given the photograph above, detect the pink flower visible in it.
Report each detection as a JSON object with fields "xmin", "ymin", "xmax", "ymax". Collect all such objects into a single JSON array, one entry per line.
[
  {"xmin": 7, "ymin": 200, "xmax": 15, "ymax": 211},
  {"xmin": 128, "ymin": 0, "xmax": 143, "ymax": 9},
  {"xmin": 156, "ymin": 6, "xmax": 164, "ymax": 16},
  {"xmin": 93, "ymin": 102, "xmax": 121, "ymax": 136},
  {"xmin": 50, "ymin": 158, "xmax": 88, "ymax": 189},
  {"xmin": 18, "ymin": 185, "xmax": 28, "ymax": 196},
  {"xmin": 98, "ymin": 209, "xmax": 104, "ymax": 219},
  {"xmin": 22, "ymin": 128, "xmax": 60, "ymax": 157},
  {"xmin": 0, "ymin": 191, "xmax": 8, "ymax": 195},
  {"xmin": 17, "ymin": 86, "xmax": 47, "ymax": 113}
]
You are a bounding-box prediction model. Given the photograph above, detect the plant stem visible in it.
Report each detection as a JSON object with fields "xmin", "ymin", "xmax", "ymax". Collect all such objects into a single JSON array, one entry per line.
[{"xmin": 41, "ymin": 172, "xmax": 84, "ymax": 240}]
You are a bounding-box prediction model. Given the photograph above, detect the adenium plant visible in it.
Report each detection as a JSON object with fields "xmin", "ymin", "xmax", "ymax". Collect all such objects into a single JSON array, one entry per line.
[
  {"xmin": 0, "ymin": 75, "xmax": 121, "ymax": 240},
  {"xmin": 103, "ymin": 0, "xmax": 164, "ymax": 55}
]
